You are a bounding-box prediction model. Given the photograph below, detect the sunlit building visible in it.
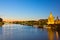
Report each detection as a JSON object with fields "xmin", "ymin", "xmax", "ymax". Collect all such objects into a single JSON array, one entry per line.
[
  {"xmin": 47, "ymin": 12, "xmax": 54, "ymax": 24},
  {"xmin": 55, "ymin": 16, "xmax": 60, "ymax": 24}
]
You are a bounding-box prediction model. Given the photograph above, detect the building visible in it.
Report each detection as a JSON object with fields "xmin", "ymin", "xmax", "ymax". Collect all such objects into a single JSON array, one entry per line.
[
  {"xmin": 47, "ymin": 12, "xmax": 60, "ymax": 25},
  {"xmin": 47, "ymin": 12, "xmax": 54, "ymax": 24},
  {"xmin": 55, "ymin": 16, "xmax": 60, "ymax": 24}
]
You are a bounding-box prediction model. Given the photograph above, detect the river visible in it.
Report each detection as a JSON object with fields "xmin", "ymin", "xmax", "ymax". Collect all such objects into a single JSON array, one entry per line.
[{"xmin": 0, "ymin": 24, "xmax": 60, "ymax": 40}]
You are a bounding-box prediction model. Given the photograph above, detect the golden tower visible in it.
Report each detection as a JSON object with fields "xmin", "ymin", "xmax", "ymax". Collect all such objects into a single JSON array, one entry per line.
[{"xmin": 48, "ymin": 12, "xmax": 54, "ymax": 24}]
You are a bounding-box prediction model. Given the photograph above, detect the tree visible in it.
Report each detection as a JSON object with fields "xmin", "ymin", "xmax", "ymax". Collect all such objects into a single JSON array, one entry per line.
[{"xmin": 0, "ymin": 18, "xmax": 3, "ymax": 22}]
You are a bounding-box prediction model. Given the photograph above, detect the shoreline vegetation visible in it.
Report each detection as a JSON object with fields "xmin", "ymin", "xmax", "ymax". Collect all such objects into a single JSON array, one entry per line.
[
  {"xmin": 12, "ymin": 19, "xmax": 48, "ymax": 28},
  {"xmin": 0, "ymin": 22, "xmax": 4, "ymax": 26},
  {"xmin": 12, "ymin": 20, "xmax": 60, "ymax": 32},
  {"xmin": 12, "ymin": 18, "xmax": 60, "ymax": 30},
  {"xmin": 0, "ymin": 18, "xmax": 60, "ymax": 31},
  {"xmin": 0, "ymin": 18, "xmax": 4, "ymax": 26}
]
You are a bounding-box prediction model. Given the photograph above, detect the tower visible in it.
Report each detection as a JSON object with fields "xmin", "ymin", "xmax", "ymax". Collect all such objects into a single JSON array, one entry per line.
[{"xmin": 47, "ymin": 12, "xmax": 54, "ymax": 24}]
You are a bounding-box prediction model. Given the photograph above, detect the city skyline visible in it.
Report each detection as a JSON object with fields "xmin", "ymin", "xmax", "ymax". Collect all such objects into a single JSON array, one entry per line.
[{"xmin": 0, "ymin": 0, "xmax": 60, "ymax": 21}]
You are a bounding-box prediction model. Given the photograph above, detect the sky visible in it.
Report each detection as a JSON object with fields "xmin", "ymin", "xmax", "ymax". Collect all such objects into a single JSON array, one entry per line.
[{"xmin": 0, "ymin": 0, "xmax": 60, "ymax": 21}]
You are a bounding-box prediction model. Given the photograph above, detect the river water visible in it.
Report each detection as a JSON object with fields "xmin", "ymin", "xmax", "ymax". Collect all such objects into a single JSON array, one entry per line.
[{"xmin": 0, "ymin": 24, "xmax": 60, "ymax": 40}]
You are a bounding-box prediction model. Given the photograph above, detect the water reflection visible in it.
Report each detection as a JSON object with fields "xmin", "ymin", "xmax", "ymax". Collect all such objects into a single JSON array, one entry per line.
[
  {"xmin": 47, "ymin": 28, "xmax": 55, "ymax": 40},
  {"xmin": 0, "ymin": 24, "xmax": 60, "ymax": 40},
  {"xmin": 0, "ymin": 25, "xmax": 3, "ymax": 40},
  {"xmin": 56, "ymin": 30, "xmax": 60, "ymax": 40},
  {"xmin": 2, "ymin": 24, "xmax": 48, "ymax": 40},
  {"xmin": 2, "ymin": 24, "xmax": 14, "ymax": 40},
  {"xmin": 47, "ymin": 25, "xmax": 60, "ymax": 40},
  {"xmin": 55, "ymin": 25, "xmax": 60, "ymax": 40}
]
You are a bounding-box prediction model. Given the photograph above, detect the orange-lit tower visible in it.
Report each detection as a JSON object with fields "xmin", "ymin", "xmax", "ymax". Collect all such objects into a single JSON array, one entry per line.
[{"xmin": 47, "ymin": 12, "xmax": 54, "ymax": 24}]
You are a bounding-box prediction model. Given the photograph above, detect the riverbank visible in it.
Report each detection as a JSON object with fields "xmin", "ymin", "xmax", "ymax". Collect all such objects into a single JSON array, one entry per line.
[{"xmin": 0, "ymin": 22, "xmax": 4, "ymax": 26}]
